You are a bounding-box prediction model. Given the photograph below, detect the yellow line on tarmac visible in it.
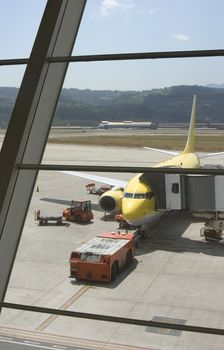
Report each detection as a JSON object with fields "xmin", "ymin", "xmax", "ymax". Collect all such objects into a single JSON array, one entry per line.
[
  {"xmin": 0, "ymin": 326, "xmax": 153, "ymax": 350},
  {"xmin": 35, "ymin": 284, "xmax": 90, "ymax": 332}
]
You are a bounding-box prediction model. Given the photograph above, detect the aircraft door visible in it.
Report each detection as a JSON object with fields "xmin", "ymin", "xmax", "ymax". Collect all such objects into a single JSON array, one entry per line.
[{"xmin": 165, "ymin": 174, "xmax": 182, "ymax": 209}]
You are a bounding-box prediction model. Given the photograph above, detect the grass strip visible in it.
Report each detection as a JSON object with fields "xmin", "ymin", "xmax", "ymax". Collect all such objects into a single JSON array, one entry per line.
[{"xmin": 48, "ymin": 134, "xmax": 224, "ymax": 152}]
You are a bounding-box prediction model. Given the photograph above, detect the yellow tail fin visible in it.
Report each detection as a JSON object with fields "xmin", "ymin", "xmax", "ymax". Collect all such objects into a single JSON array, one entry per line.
[{"xmin": 182, "ymin": 95, "xmax": 196, "ymax": 154}]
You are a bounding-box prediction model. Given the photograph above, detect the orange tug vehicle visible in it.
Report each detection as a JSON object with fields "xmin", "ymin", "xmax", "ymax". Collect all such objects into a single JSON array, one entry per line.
[
  {"xmin": 63, "ymin": 200, "xmax": 93, "ymax": 223},
  {"xmin": 69, "ymin": 232, "xmax": 136, "ymax": 282}
]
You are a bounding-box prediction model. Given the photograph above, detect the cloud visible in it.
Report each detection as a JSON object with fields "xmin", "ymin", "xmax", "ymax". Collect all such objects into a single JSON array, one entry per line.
[
  {"xmin": 172, "ymin": 33, "xmax": 190, "ymax": 41},
  {"xmin": 100, "ymin": 0, "xmax": 134, "ymax": 16},
  {"xmin": 148, "ymin": 8, "xmax": 158, "ymax": 15},
  {"xmin": 139, "ymin": 7, "xmax": 159, "ymax": 17}
]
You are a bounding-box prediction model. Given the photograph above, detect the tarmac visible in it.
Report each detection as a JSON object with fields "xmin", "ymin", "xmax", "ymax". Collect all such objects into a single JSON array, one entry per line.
[{"xmin": 1, "ymin": 138, "xmax": 224, "ymax": 350}]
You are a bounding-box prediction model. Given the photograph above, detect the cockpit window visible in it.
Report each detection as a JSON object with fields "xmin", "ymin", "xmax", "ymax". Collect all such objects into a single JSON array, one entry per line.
[
  {"xmin": 134, "ymin": 193, "xmax": 146, "ymax": 199},
  {"xmin": 124, "ymin": 192, "xmax": 154, "ymax": 199},
  {"xmin": 146, "ymin": 191, "xmax": 154, "ymax": 199},
  {"xmin": 124, "ymin": 192, "xmax": 134, "ymax": 198}
]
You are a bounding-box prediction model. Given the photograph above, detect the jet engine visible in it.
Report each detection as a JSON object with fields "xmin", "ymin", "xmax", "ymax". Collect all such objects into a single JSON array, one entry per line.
[{"xmin": 98, "ymin": 188, "xmax": 123, "ymax": 213}]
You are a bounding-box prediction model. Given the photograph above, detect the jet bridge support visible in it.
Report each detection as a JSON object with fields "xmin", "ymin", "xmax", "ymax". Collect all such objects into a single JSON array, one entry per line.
[{"xmin": 200, "ymin": 213, "xmax": 224, "ymax": 241}]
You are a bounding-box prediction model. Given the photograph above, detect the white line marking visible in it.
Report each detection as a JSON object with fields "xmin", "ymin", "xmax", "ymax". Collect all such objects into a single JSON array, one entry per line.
[
  {"xmin": 0, "ymin": 336, "xmax": 13, "ymax": 340},
  {"xmin": 0, "ymin": 337, "xmax": 66, "ymax": 349}
]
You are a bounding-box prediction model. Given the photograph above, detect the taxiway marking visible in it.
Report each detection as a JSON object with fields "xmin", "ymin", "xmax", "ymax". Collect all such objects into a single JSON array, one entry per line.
[{"xmin": 35, "ymin": 285, "xmax": 90, "ymax": 332}]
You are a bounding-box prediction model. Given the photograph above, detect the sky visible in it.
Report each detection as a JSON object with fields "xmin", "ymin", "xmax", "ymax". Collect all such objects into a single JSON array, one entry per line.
[{"xmin": 0, "ymin": 0, "xmax": 224, "ymax": 90}]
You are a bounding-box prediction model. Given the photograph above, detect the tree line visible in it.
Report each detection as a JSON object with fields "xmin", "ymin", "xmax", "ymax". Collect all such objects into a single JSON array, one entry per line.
[{"xmin": 0, "ymin": 85, "xmax": 223, "ymax": 127}]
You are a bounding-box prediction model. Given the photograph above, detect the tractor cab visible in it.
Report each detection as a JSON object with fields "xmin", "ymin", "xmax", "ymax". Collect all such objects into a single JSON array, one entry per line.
[{"xmin": 63, "ymin": 200, "xmax": 93, "ymax": 223}]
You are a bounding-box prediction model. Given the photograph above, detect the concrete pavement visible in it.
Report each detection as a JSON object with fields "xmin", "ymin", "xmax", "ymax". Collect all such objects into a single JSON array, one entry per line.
[{"xmin": 0, "ymin": 141, "xmax": 224, "ymax": 350}]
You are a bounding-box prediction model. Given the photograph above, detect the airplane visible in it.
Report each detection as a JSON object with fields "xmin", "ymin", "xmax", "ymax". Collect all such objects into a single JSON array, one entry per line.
[{"xmin": 62, "ymin": 95, "xmax": 224, "ymax": 227}]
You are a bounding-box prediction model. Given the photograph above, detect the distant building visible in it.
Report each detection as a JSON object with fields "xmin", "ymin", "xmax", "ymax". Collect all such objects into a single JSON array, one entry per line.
[{"xmin": 98, "ymin": 120, "xmax": 152, "ymax": 129}]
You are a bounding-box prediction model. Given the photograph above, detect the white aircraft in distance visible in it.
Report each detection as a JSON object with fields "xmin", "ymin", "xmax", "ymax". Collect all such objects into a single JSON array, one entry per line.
[{"xmin": 62, "ymin": 95, "xmax": 224, "ymax": 227}]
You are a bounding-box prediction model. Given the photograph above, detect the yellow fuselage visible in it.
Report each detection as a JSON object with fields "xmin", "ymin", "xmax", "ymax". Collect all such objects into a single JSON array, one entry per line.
[
  {"xmin": 155, "ymin": 152, "xmax": 200, "ymax": 169},
  {"xmin": 122, "ymin": 152, "xmax": 200, "ymax": 225}
]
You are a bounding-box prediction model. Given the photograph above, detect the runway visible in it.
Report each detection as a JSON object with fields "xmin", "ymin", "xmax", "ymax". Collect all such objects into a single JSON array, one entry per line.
[{"xmin": 1, "ymin": 142, "xmax": 224, "ymax": 350}]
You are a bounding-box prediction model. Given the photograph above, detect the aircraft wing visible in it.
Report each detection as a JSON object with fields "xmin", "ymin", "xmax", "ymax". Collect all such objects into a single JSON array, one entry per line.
[
  {"xmin": 61, "ymin": 171, "xmax": 128, "ymax": 188},
  {"xmin": 198, "ymin": 152, "xmax": 224, "ymax": 159},
  {"xmin": 143, "ymin": 146, "xmax": 179, "ymax": 156}
]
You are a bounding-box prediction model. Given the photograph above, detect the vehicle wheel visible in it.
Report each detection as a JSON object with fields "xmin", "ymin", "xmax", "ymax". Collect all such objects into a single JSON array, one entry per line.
[
  {"xmin": 111, "ymin": 262, "xmax": 119, "ymax": 282},
  {"xmin": 125, "ymin": 249, "xmax": 132, "ymax": 267}
]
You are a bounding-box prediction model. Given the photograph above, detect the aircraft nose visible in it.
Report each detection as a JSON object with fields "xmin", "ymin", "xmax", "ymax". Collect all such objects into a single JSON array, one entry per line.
[{"xmin": 122, "ymin": 199, "xmax": 143, "ymax": 223}]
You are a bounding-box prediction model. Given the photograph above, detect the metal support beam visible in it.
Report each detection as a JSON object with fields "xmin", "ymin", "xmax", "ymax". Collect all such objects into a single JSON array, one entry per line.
[
  {"xmin": 1, "ymin": 302, "xmax": 224, "ymax": 336},
  {"xmin": 50, "ymin": 49, "xmax": 224, "ymax": 62},
  {"xmin": 16, "ymin": 163, "xmax": 224, "ymax": 176},
  {"xmin": 0, "ymin": 0, "xmax": 86, "ymax": 306},
  {"xmin": 1, "ymin": 48, "xmax": 224, "ymax": 66}
]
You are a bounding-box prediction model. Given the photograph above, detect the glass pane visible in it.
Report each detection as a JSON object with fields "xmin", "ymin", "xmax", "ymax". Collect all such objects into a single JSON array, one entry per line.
[
  {"xmin": 0, "ymin": 0, "xmax": 46, "ymax": 59},
  {"xmin": 0, "ymin": 66, "xmax": 26, "ymax": 147},
  {"xmin": 3, "ymin": 164, "xmax": 224, "ymax": 347},
  {"xmin": 74, "ymin": 0, "xmax": 224, "ymax": 54},
  {"xmin": 63, "ymin": 57, "xmax": 224, "ymax": 91},
  {"xmin": 48, "ymin": 58, "xmax": 224, "ymax": 155}
]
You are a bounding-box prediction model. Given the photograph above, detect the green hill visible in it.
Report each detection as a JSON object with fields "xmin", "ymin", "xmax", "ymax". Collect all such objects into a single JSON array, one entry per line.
[{"xmin": 0, "ymin": 85, "xmax": 224, "ymax": 127}]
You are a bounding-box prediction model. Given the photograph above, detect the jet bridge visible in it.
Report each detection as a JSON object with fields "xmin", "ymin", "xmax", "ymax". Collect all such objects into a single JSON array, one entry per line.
[{"xmin": 140, "ymin": 172, "xmax": 224, "ymax": 212}]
